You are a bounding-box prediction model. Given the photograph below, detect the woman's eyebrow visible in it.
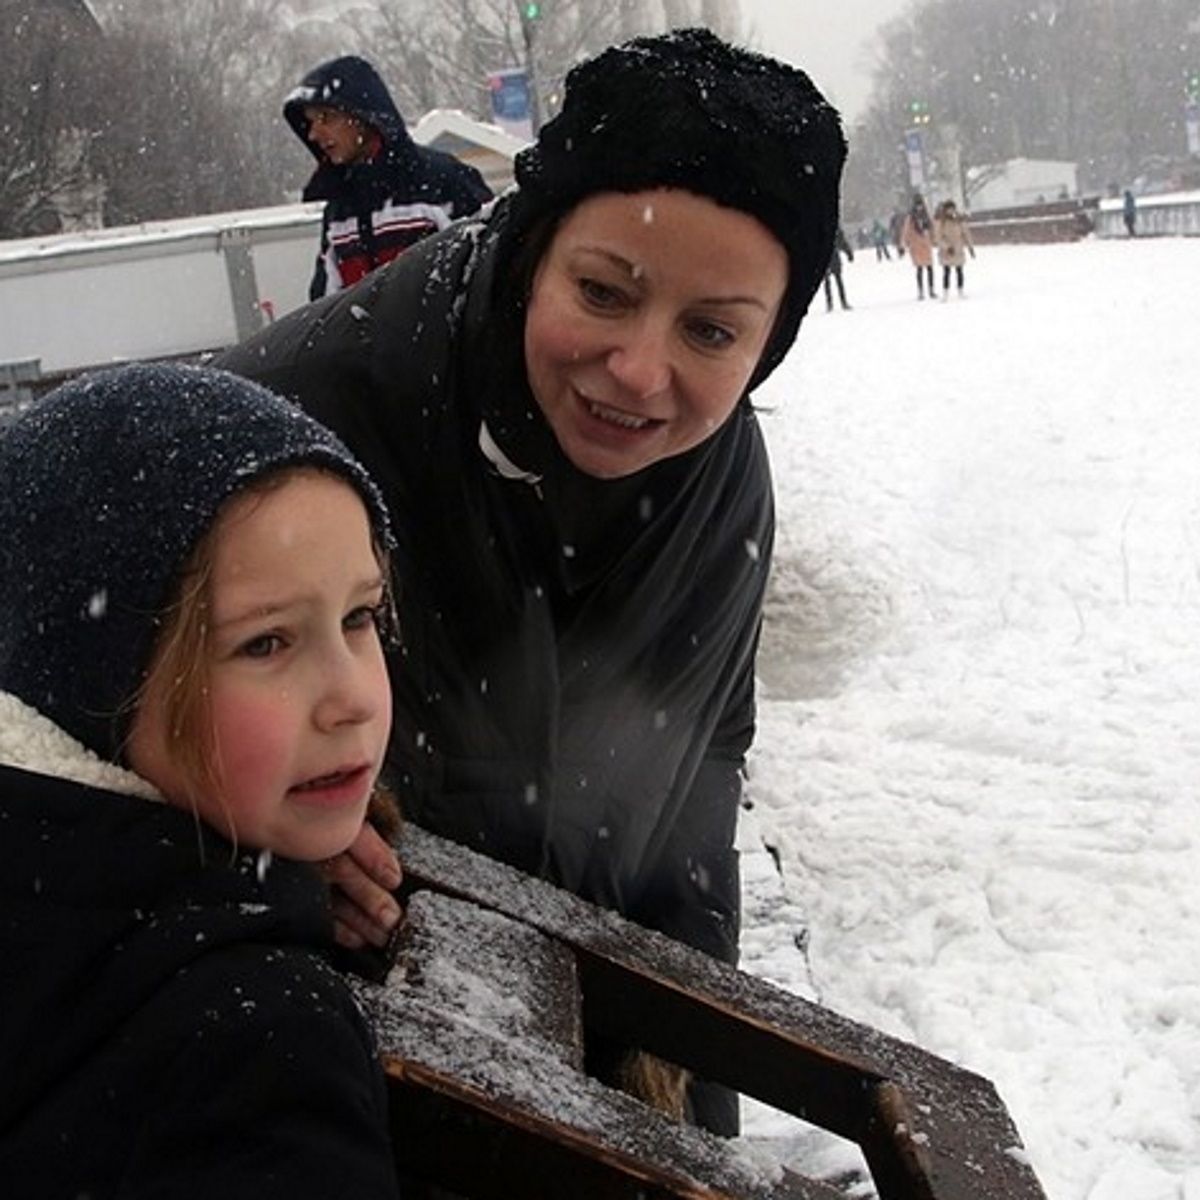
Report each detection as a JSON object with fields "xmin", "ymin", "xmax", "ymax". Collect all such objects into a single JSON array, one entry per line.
[{"xmin": 572, "ymin": 245, "xmax": 772, "ymax": 309}]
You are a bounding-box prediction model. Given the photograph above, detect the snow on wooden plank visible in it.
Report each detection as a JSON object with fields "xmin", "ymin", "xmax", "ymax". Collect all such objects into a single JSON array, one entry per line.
[
  {"xmin": 353, "ymin": 891, "xmax": 839, "ymax": 1199},
  {"xmin": 389, "ymin": 823, "xmax": 1048, "ymax": 1200}
]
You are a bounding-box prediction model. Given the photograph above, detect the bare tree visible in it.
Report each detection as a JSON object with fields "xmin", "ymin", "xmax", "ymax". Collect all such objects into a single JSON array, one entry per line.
[
  {"xmin": 0, "ymin": 1, "xmax": 104, "ymax": 237},
  {"xmin": 358, "ymin": 0, "xmax": 743, "ymax": 130},
  {"xmin": 846, "ymin": 0, "xmax": 1200, "ymax": 220},
  {"xmin": 1, "ymin": 0, "xmax": 753, "ymax": 235}
]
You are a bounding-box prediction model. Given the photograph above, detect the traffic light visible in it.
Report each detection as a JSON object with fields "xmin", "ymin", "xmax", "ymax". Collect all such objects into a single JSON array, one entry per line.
[
  {"xmin": 523, "ymin": 0, "xmax": 542, "ymax": 20},
  {"xmin": 908, "ymin": 98, "xmax": 932, "ymax": 127},
  {"xmin": 1187, "ymin": 69, "xmax": 1200, "ymax": 100}
]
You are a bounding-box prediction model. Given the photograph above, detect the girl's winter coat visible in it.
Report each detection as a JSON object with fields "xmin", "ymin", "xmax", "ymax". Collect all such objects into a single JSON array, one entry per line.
[
  {"xmin": 934, "ymin": 208, "xmax": 974, "ymax": 266},
  {"xmin": 285, "ymin": 56, "xmax": 492, "ymax": 300},
  {"xmin": 0, "ymin": 695, "xmax": 399, "ymax": 1200},
  {"xmin": 218, "ymin": 201, "xmax": 773, "ymax": 1083},
  {"xmin": 901, "ymin": 209, "xmax": 935, "ymax": 267}
]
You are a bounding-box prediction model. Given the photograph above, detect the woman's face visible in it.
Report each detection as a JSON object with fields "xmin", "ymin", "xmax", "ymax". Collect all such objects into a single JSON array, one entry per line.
[{"xmin": 523, "ymin": 189, "xmax": 788, "ymax": 480}]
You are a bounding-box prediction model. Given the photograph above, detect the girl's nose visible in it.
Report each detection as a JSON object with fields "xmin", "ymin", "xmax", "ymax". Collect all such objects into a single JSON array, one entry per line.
[{"xmin": 314, "ymin": 648, "xmax": 383, "ymax": 731}]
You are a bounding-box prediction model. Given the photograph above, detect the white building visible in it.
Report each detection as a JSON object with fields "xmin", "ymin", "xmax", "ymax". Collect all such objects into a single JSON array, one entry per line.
[
  {"xmin": 967, "ymin": 158, "xmax": 1079, "ymax": 211},
  {"xmin": 412, "ymin": 110, "xmax": 528, "ymax": 194}
]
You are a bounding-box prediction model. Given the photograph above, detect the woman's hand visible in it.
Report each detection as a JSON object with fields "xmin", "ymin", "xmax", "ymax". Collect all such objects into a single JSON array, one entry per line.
[{"xmin": 321, "ymin": 822, "xmax": 403, "ymax": 949}]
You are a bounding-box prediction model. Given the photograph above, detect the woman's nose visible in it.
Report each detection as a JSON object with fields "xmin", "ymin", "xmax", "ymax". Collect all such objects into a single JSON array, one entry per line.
[{"xmin": 606, "ymin": 324, "xmax": 672, "ymax": 399}]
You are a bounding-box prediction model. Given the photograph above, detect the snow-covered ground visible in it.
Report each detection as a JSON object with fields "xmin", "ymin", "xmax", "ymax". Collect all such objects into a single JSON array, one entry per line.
[{"xmin": 738, "ymin": 236, "xmax": 1200, "ymax": 1200}]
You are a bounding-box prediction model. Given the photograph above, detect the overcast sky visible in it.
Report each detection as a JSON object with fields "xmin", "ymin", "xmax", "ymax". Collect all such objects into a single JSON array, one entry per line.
[{"xmin": 737, "ymin": 0, "xmax": 914, "ymax": 121}]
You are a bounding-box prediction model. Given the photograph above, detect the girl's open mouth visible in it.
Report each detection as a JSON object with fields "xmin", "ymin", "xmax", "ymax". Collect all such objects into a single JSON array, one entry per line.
[{"xmin": 289, "ymin": 765, "xmax": 371, "ymax": 805}]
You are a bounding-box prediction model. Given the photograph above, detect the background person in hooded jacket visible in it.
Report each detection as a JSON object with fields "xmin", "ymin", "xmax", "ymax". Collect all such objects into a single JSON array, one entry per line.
[
  {"xmin": 285, "ymin": 54, "xmax": 492, "ymax": 300},
  {"xmin": 222, "ymin": 27, "xmax": 846, "ymax": 1136}
]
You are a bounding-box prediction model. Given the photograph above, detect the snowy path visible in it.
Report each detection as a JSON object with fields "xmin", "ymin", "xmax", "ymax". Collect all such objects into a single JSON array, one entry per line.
[{"xmin": 740, "ymin": 237, "xmax": 1200, "ymax": 1200}]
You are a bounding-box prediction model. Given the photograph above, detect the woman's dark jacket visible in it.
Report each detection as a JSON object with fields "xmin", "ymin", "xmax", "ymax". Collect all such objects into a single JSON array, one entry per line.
[
  {"xmin": 285, "ymin": 55, "xmax": 492, "ymax": 300},
  {"xmin": 0, "ymin": 702, "xmax": 399, "ymax": 1199},
  {"xmin": 218, "ymin": 202, "xmax": 774, "ymax": 975}
]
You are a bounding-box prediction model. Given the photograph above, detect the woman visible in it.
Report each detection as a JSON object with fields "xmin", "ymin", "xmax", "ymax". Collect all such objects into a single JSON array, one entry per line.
[
  {"xmin": 901, "ymin": 192, "xmax": 937, "ymax": 299},
  {"xmin": 219, "ymin": 27, "xmax": 845, "ymax": 1133},
  {"xmin": 934, "ymin": 199, "xmax": 975, "ymax": 298}
]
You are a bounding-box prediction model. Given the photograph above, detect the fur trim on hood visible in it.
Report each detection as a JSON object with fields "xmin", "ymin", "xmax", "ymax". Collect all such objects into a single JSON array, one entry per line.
[{"xmin": 0, "ymin": 692, "xmax": 160, "ymax": 802}]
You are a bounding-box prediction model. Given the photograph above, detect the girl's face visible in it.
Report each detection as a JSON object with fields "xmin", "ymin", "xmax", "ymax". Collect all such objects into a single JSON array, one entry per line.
[
  {"xmin": 523, "ymin": 189, "xmax": 788, "ymax": 480},
  {"xmin": 128, "ymin": 472, "xmax": 392, "ymax": 861}
]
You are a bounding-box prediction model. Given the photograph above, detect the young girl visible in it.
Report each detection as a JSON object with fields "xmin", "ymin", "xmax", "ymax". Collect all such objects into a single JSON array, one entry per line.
[
  {"xmin": 901, "ymin": 192, "xmax": 937, "ymax": 299},
  {"xmin": 0, "ymin": 364, "xmax": 401, "ymax": 1198},
  {"xmin": 934, "ymin": 198, "xmax": 976, "ymax": 298}
]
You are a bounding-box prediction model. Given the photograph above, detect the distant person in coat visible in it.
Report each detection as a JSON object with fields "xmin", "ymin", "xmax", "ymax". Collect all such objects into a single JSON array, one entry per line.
[
  {"xmin": 901, "ymin": 193, "xmax": 937, "ymax": 299},
  {"xmin": 221, "ymin": 27, "xmax": 847, "ymax": 1138},
  {"xmin": 871, "ymin": 218, "xmax": 892, "ymax": 260},
  {"xmin": 0, "ymin": 365, "xmax": 401, "ymax": 1199},
  {"xmin": 286, "ymin": 54, "xmax": 492, "ymax": 300},
  {"xmin": 823, "ymin": 224, "xmax": 854, "ymax": 310},
  {"xmin": 934, "ymin": 199, "xmax": 975, "ymax": 298},
  {"xmin": 1123, "ymin": 188, "xmax": 1137, "ymax": 237}
]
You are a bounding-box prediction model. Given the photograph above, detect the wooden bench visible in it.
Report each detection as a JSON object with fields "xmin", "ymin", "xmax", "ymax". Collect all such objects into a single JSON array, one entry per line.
[{"xmin": 351, "ymin": 824, "xmax": 1047, "ymax": 1199}]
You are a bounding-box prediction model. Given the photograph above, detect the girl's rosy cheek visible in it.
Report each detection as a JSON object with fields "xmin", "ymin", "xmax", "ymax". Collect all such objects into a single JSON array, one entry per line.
[{"xmin": 211, "ymin": 690, "xmax": 295, "ymax": 788}]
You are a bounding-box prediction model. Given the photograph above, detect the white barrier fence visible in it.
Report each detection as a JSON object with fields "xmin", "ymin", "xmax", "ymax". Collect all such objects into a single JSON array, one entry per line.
[
  {"xmin": 1094, "ymin": 189, "xmax": 1200, "ymax": 237},
  {"xmin": 0, "ymin": 201, "xmax": 323, "ymax": 384}
]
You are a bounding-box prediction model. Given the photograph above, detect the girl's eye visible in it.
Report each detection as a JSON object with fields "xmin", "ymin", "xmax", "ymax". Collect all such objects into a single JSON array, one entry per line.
[
  {"xmin": 345, "ymin": 602, "xmax": 384, "ymax": 633},
  {"xmin": 687, "ymin": 319, "xmax": 736, "ymax": 350},
  {"xmin": 579, "ymin": 277, "xmax": 625, "ymax": 309},
  {"xmin": 238, "ymin": 632, "xmax": 285, "ymax": 659}
]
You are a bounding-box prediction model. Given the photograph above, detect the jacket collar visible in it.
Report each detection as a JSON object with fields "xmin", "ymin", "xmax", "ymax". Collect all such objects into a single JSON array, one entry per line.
[
  {"xmin": 479, "ymin": 419, "xmax": 542, "ymax": 485},
  {"xmin": 0, "ymin": 691, "xmax": 161, "ymax": 802}
]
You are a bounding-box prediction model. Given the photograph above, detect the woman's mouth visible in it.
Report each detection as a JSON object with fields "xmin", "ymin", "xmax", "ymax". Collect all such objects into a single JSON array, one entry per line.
[{"xmin": 582, "ymin": 396, "xmax": 662, "ymax": 432}]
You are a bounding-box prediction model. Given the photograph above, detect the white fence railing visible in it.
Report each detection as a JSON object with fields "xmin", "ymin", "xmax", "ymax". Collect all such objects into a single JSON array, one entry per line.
[
  {"xmin": 1094, "ymin": 190, "xmax": 1200, "ymax": 238},
  {"xmin": 0, "ymin": 202, "xmax": 323, "ymax": 379}
]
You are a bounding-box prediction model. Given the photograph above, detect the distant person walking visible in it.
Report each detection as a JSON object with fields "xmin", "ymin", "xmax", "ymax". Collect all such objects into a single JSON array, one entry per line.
[
  {"xmin": 871, "ymin": 218, "xmax": 891, "ymax": 260},
  {"xmin": 934, "ymin": 199, "xmax": 975, "ymax": 298},
  {"xmin": 900, "ymin": 193, "xmax": 936, "ymax": 299},
  {"xmin": 1122, "ymin": 189, "xmax": 1137, "ymax": 237},
  {"xmin": 285, "ymin": 55, "xmax": 492, "ymax": 300},
  {"xmin": 823, "ymin": 225, "xmax": 854, "ymax": 311}
]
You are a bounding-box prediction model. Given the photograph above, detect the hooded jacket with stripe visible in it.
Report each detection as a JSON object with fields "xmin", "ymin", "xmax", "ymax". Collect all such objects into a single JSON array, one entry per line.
[
  {"xmin": 217, "ymin": 200, "xmax": 774, "ymax": 977},
  {"xmin": 285, "ymin": 55, "xmax": 492, "ymax": 301},
  {"xmin": 0, "ymin": 695, "xmax": 399, "ymax": 1200}
]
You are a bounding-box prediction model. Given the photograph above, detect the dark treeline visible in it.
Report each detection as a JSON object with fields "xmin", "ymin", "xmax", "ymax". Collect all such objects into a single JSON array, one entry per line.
[
  {"xmin": 13, "ymin": 0, "xmax": 1189, "ymax": 240},
  {"xmin": 844, "ymin": 0, "xmax": 1200, "ymax": 221},
  {"xmin": 0, "ymin": 0, "xmax": 739, "ymax": 240}
]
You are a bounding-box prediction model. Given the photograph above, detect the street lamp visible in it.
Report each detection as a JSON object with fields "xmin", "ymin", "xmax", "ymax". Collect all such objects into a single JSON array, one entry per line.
[{"xmin": 515, "ymin": 0, "xmax": 543, "ymax": 130}]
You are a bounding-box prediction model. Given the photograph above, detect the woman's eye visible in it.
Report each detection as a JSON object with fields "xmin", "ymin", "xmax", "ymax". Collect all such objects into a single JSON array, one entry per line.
[
  {"xmin": 239, "ymin": 633, "xmax": 284, "ymax": 659},
  {"xmin": 579, "ymin": 277, "xmax": 624, "ymax": 308},
  {"xmin": 687, "ymin": 319, "xmax": 736, "ymax": 349}
]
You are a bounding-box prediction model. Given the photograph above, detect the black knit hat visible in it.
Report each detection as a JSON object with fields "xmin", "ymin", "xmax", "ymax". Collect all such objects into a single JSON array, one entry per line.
[
  {"xmin": 0, "ymin": 363, "xmax": 392, "ymax": 764},
  {"xmin": 511, "ymin": 27, "xmax": 847, "ymax": 390}
]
